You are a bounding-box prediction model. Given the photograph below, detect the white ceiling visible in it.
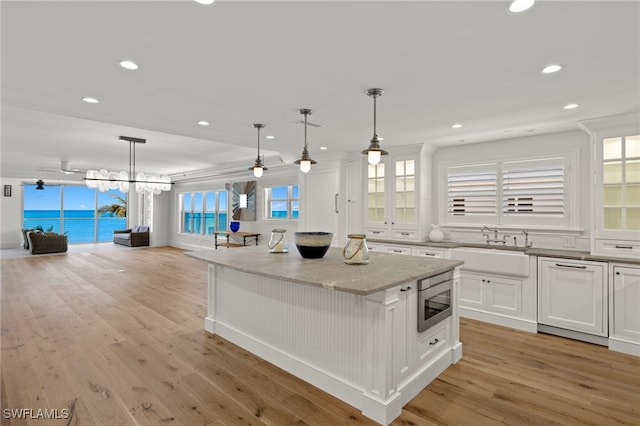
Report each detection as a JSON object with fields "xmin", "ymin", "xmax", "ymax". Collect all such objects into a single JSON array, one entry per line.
[{"xmin": 2, "ymin": 0, "xmax": 639, "ymax": 183}]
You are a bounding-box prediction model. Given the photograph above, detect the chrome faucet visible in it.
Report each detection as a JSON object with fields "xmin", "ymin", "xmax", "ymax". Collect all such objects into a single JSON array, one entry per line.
[
  {"xmin": 521, "ymin": 230, "xmax": 532, "ymax": 248},
  {"xmin": 481, "ymin": 226, "xmax": 505, "ymax": 244}
]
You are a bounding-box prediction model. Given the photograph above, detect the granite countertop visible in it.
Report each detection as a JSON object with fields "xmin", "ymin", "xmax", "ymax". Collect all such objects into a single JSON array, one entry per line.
[
  {"xmin": 368, "ymin": 238, "xmax": 640, "ymax": 265},
  {"xmin": 185, "ymin": 246, "xmax": 463, "ymax": 296}
]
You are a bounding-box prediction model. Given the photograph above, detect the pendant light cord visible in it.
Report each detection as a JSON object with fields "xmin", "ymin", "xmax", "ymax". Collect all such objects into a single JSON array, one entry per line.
[
  {"xmin": 373, "ymin": 93, "xmax": 377, "ymax": 138},
  {"xmin": 256, "ymin": 125, "xmax": 261, "ymax": 160},
  {"xmin": 304, "ymin": 112, "xmax": 308, "ymax": 150}
]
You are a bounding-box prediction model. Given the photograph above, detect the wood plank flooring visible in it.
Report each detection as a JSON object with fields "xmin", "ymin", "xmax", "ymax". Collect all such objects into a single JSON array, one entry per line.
[{"xmin": 1, "ymin": 247, "xmax": 638, "ymax": 425}]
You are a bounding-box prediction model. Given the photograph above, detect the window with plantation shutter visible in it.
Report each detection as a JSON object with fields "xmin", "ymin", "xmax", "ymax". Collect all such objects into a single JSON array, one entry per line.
[
  {"xmin": 443, "ymin": 155, "xmax": 572, "ymax": 228},
  {"xmin": 447, "ymin": 164, "xmax": 497, "ymax": 218},
  {"xmin": 502, "ymin": 158, "xmax": 565, "ymax": 217}
]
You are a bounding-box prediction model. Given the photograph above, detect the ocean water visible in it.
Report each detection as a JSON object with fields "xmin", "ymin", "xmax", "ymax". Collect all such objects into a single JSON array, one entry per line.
[{"xmin": 24, "ymin": 210, "xmax": 126, "ymax": 244}]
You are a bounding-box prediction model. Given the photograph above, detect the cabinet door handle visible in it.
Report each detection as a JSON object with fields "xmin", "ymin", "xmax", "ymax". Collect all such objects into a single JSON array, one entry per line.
[
  {"xmin": 400, "ymin": 286, "xmax": 412, "ymax": 292},
  {"xmin": 615, "ymin": 245, "xmax": 633, "ymax": 249},
  {"xmin": 422, "ymin": 252, "xmax": 436, "ymax": 256},
  {"xmin": 393, "ymin": 249, "xmax": 403, "ymax": 253},
  {"xmin": 615, "ymin": 271, "xmax": 620, "ymax": 275},
  {"xmin": 555, "ymin": 263, "xmax": 587, "ymax": 269},
  {"xmin": 335, "ymin": 193, "xmax": 339, "ymax": 214},
  {"xmin": 400, "ymin": 232, "xmax": 410, "ymax": 236},
  {"xmin": 429, "ymin": 338, "xmax": 439, "ymax": 346}
]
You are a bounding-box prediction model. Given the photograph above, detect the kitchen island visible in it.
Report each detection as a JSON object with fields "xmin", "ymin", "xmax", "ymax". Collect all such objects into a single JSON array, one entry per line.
[{"xmin": 186, "ymin": 246, "xmax": 463, "ymax": 425}]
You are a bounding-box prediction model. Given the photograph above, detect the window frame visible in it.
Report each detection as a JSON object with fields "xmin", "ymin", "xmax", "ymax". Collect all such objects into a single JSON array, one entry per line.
[
  {"xmin": 439, "ymin": 153, "xmax": 577, "ymax": 229},
  {"xmin": 179, "ymin": 189, "xmax": 228, "ymax": 235},
  {"xmin": 264, "ymin": 184, "xmax": 299, "ymax": 220}
]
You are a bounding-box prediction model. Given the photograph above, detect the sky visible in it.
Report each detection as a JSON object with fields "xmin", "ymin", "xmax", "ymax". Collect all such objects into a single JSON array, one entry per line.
[{"xmin": 24, "ymin": 184, "xmax": 124, "ymax": 211}]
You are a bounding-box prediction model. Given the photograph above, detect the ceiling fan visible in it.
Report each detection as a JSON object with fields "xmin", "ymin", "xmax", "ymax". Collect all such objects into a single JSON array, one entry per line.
[{"xmin": 37, "ymin": 160, "xmax": 82, "ymax": 175}]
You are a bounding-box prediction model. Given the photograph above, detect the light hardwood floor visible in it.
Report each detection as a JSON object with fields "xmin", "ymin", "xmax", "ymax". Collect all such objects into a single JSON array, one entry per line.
[{"xmin": 1, "ymin": 247, "xmax": 638, "ymax": 425}]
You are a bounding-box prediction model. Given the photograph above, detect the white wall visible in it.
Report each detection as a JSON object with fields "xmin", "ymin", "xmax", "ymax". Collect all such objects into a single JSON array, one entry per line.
[{"xmin": 431, "ymin": 129, "xmax": 591, "ymax": 250}]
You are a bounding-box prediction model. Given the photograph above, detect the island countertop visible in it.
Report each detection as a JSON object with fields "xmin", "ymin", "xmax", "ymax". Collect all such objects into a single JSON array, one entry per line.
[{"xmin": 186, "ymin": 246, "xmax": 463, "ymax": 296}]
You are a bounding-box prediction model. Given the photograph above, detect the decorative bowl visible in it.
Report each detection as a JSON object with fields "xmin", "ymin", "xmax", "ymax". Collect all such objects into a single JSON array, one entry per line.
[
  {"xmin": 230, "ymin": 221, "xmax": 240, "ymax": 232},
  {"xmin": 294, "ymin": 232, "xmax": 333, "ymax": 259}
]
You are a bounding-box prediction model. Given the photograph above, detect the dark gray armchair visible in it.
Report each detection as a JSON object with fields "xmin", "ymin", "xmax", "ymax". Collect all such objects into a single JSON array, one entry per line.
[{"xmin": 113, "ymin": 225, "xmax": 150, "ymax": 247}]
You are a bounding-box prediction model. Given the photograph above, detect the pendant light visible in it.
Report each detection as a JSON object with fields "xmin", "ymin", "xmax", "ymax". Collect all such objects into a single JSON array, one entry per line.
[
  {"xmin": 362, "ymin": 88, "xmax": 388, "ymax": 165},
  {"xmin": 35, "ymin": 179, "xmax": 45, "ymax": 190},
  {"xmin": 294, "ymin": 109, "xmax": 317, "ymax": 173},
  {"xmin": 248, "ymin": 123, "xmax": 267, "ymax": 178}
]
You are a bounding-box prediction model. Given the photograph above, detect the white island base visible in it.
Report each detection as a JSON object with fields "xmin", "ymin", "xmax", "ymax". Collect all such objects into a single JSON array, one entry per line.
[{"xmin": 201, "ymin": 261, "xmax": 462, "ymax": 425}]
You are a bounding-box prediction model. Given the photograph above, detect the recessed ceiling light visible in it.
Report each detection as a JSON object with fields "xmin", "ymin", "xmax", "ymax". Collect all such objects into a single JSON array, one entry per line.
[
  {"xmin": 320, "ymin": 146, "xmax": 328, "ymax": 150},
  {"xmin": 82, "ymin": 97, "xmax": 100, "ymax": 104},
  {"xmin": 452, "ymin": 123, "xmax": 463, "ymax": 129},
  {"xmin": 564, "ymin": 103, "xmax": 579, "ymax": 110},
  {"xmin": 541, "ymin": 64, "xmax": 562, "ymax": 74},
  {"xmin": 194, "ymin": 0, "xmax": 215, "ymax": 4},
  {"xmin": 119, "ymin": 60, "xmax": 138, "ymax": 70},
  {"xmin": 197, "ymin": 121, "xmax": 210, "ymax": 126},
  {"xmin": 509, "ymin": 0, "xmax": 535, "ymax": 13},
  {"xmin": 266, "ymin": 135, "xmax": 275, "ymax": 139}
]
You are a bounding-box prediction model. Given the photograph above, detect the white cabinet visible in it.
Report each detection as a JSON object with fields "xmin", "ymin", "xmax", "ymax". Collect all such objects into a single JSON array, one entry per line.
[
  {"xmin": 538, "ymin": 257, "xmax": 608, "ymax": 337},
  {"xmin": 392, "ymin": 284, "xmax": 416, "ymax": 386},
  {"xmin": 459, "ymin": 272, "xmax": 523, "ymax": 317},
  {"xmin": 579, "ymin": 114, "xmax": 640, "ymax": 259},
  {"xmin": 364, "ymin": 149, "xmax": 427, "ymax": 241},
  {"xmin": 454, "ymin": 252, "xmax": 537, "ymax": 332},
  {"xmin": 609, "ymin": 264, "xmax": 640, "ymax": 355},
  {"xmin": 300, "ymin": 167, "xmax": 341, "ymax": 245}
]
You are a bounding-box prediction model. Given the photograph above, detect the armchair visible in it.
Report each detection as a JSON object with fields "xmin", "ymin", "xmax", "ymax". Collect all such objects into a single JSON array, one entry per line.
[
  {"xmin": 27, "ymin": 231, "xmax": 68, "ymax": 255},
  {"xmin": 113, "ymin": 225, "xmax": 150, "ymax": 247}
]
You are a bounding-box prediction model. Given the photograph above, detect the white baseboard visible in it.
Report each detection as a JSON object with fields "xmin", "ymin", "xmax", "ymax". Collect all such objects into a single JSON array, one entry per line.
[{"xmin": 460, "ymin": 308, "xmax": 538, "ymax": 333}]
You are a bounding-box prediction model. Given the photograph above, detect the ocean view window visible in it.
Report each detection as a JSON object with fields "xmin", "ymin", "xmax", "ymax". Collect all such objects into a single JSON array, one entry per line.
[
  {"xmin": 180, "ymin": 190, "xmax": 227, "ymax": 235},
  {"xmin": 266, "ymin": 185, "xmax": 299, "ymax": 219},
  {"xmin": 23, "ymin": 184, "xmax": 127, "ymax": 244}
]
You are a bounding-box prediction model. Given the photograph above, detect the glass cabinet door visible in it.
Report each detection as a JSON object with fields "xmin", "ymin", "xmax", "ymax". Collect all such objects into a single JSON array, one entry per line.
[
  {"xmin": 394, "ymin": 159, "xmax": 416, "ymax": 225},
  {"xmin": 602, "ymin": 134, "xmax": 640, "ymax": 231},
  {"xmin": 367, "ymin": 163, "xmax": 385, "ymax": 224}
]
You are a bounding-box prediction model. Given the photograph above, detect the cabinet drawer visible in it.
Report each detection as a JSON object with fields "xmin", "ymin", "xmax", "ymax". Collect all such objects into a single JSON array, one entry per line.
[
  {"xmin": 594, "ymin": 239, "xmax": 640, "ymax": 259},
  {"xmin": 384, "ymin": 245, "xmax": 412, "ymax": 255},
  {"xmin": 365, "ymin": 228, "xmax": 389, "ymax": 239},
  {"xmin": 412, "ymin": 247, "xmax": 446, "ymax": 258},
  {"xmin": 392, "ymin": 229, "xmax": 419, "ymax": 240},
  {"xmin": 417, "ymin": 320, "xmax": 448, "ymax": 363}
]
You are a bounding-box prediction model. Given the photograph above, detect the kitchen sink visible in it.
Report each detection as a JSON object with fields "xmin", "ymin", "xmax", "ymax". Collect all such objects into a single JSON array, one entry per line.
[{"xmin": 450, "ymin": 247, "xmax": 530, "ymax": 277}]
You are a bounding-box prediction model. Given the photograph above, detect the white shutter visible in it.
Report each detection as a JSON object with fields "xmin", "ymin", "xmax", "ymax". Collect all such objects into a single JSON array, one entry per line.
[
  {"xmin": 447, "ymin": 164, "xmax": 497, "ymax": 217},
  {"xmin": 502, "ymin": 158, "xmax": 565, "ymax": 217}
]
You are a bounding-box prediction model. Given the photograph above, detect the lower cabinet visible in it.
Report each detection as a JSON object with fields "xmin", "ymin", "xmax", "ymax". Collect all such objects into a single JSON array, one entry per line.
[
  {"xmin": 610, "ymin": 264, "xmax": 640, "ymax": 355},
  {"xmin": 460, "ymin": 272, "xmax": 523, "ymax": 317},
  {"xmin": 538, "ymin": 257, "xmax": 608, "ymax": 337}
]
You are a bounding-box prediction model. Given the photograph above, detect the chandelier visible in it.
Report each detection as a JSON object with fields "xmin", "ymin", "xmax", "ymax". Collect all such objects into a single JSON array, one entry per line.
[{"xmin": 84, "ymin": 136, "xmax": 172, "ymax": 194}]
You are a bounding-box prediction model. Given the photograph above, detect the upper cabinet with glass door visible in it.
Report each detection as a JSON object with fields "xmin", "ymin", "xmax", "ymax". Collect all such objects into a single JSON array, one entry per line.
[
  {"xmin": 580, "ymin": 114, "xmax": 640, "ymax": 259},
  {"xmin": 364, "ymin": 147, "xmax": 429, "ymax": 241}
]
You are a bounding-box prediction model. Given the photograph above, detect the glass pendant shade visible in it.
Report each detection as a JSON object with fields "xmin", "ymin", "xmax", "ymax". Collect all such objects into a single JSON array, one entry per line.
[
  {"xmin": 368, "ymin": 150, "xmax": 381, "ymax": 166},
  {"xmin": 362, "ymin": 88, "xmax": 389, "ymax": 165},
  {"xmin": 300, "ymin": 160, "xmax": 311, "ymax": 173}
]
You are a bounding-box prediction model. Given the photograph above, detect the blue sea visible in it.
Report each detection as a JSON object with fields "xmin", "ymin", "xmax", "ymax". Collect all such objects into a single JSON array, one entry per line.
[{"xmin": 24, "ymin": 210, "xmax": 126, "ymax": 244}]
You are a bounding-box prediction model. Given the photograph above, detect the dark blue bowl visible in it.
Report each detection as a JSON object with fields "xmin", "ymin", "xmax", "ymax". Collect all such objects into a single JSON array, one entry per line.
[{"xmin": 230, "ymin": 221, "xmax": 240, "ymax": 232}]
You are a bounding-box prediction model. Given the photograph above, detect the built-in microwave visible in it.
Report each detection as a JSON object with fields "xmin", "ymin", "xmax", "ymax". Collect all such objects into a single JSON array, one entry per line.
[{"xmin": 417, "ymin": 270, "xmax": 453, "ymax": 333}]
